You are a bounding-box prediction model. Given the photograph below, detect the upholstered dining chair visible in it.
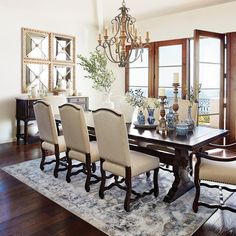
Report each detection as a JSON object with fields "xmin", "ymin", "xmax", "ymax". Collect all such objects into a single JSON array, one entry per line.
[
  {"xmin": 193, "ymin": 143, "xmax": 236, "ymax": 213},
  {"xmin": 93, "ymin": 108, "xmax": 160, "ymax": 212},
  {"xmin": 33, "ymin": 101, "xmax": 67, "ymax": 178},
  {"xmin": 59, "ymin": 104, "xmax": 100, "ymax": 192},
  {"xmin": 43, "ymin": 95, "xmax": 67, "ymax": 134}
]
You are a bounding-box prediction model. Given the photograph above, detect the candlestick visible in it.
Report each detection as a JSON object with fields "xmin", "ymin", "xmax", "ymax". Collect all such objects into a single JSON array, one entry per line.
[
  {"xmin": 172, "ymin": 82, "xmax": 180, "ymax": 126},
  {"xmin": 104, "ymin": 27, "xmax": 108, "ymax": 37},
  {"xmin": 158, "ymin": 95, "xmax": 167, "ymax": 133},
  {"xmin": 173, "ymin": 72, "xmax": 179, "ymax": 84}
]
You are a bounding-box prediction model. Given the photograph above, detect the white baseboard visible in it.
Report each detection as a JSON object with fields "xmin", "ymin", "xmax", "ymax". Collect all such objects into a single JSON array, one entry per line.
[{"xmin": 0, "ymin": 138, "xmax": 15, "ymax": 144}]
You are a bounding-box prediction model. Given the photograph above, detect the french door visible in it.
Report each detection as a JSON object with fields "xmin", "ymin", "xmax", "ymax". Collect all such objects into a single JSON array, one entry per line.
[{"xmin": 193, "ymin": 30, "xmax": 225, "ymax": 129}]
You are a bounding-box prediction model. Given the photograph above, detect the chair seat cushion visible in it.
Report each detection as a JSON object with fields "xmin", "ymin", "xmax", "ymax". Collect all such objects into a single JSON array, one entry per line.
[
  {"xmin": 42, "ymin": 136, "xmax": 66, "ymax": 152},
  {"xmin": 103, "ymin": 150, "xmax": 160, "ymax": 178},
  {"xmin": 199, "ymin": 157, "xmax": 236, "ymax": 185},
  {"xmin": 68, "ymin": 141, "xmax": 100, "ymax": 163}
]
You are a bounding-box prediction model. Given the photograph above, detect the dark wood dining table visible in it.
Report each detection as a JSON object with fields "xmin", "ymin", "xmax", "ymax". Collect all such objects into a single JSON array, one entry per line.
[{"xmin": 56, "ymin": 112, "xmax": 229, "ymax": 203}]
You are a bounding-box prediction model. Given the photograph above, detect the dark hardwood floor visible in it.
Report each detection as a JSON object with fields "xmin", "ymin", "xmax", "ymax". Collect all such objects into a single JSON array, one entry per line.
[{"xmin": 0, "ymin": 142, "xmax": 236, "ymax": 236}]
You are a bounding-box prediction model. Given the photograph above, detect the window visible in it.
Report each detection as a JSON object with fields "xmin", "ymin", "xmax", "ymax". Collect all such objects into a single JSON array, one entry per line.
[
  {"xmin": 154, "ymin": 39, "xmax": 187, "ymax": 101},
  {"xmin": 125, "ymin": 45, "xmax": 154, "ymax": 97}
]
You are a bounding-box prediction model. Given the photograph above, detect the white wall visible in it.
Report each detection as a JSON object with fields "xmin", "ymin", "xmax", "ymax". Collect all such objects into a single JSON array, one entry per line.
[
  {"xmin": 137, "ymin": 1, "xmax": 236, "ymax": 41},
  {"xmin": 0, "ymin": 6, "xmax": 98, "ymax": 143}
]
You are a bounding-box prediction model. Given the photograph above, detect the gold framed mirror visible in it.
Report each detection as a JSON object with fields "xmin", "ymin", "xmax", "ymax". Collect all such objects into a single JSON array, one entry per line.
[
  {"xmin": 22, "ymin": 28, "xmax": 76, "ymax": 94},
  {"xmin": 53, "ymin": 33, "xmax": 75, "ymax": 62},
  {"xmin": 22, "ymin": 28, "xmax": 50, "ymax": 61},
  {"xmin": 52, "ymin": 64, "xmax": 75, "ymax": 91}
]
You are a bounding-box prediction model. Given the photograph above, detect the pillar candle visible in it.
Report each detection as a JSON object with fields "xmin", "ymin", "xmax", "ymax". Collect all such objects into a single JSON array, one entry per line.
[
  {"xmin": 173, "ymin": 72, "xmax": 179, "ymax": 84},
  {"xmin": 159, "ymin": 88, "xmax": 165, "ymax": 96}
]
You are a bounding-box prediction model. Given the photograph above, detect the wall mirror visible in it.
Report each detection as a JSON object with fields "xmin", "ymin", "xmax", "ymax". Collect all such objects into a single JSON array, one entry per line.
[
  {"xmin": 22, "ymin": 28, "xmax": 76, "ymax": 94},
  {"xmin": 53, "ymin": 34, "xmax": 75, "ymax": 62},
  {"xmin": 52, "ymin": 65, "xmax": 75, "ymax": 90},
  {"xmin": 23, "ymin": 28, "xmax": 50, "ymax": 60},
  {"xmin": 22, "ymin": 63, "xmax": 50, "ymax": 93}
]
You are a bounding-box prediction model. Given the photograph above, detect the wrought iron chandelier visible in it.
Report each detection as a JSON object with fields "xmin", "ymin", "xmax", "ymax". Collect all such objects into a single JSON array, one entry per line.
[{"xmin": 96, "ymin": 0, "xmax": 150, "ymax": 67}]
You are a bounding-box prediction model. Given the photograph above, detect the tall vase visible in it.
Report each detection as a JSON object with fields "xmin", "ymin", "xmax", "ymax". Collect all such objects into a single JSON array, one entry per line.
[
  {"xmin": 137, "ymin": 110, "xmax": 145, "ymax": 125},
  {"xmin": 185, "ymin": 105, "xmax": 195, "ymax": 131},
  {"xmin": 102, "ymin": 92, "xmax": 115, "ymax": 109},
  {"xmin": 147, "ymin": 108, "xmax": 155, "ymax": 124}
]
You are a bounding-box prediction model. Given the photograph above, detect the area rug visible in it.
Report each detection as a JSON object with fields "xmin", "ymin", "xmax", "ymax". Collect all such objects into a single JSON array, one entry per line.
[{"xmin": 2, "ymin": 157, "xmax": 228, "ymax": 236}]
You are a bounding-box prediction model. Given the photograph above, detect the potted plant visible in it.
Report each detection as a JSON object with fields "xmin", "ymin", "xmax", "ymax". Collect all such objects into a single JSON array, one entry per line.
[{"xmin": 78, "ymin": 51, "xmax": 115, "ymax": 108}]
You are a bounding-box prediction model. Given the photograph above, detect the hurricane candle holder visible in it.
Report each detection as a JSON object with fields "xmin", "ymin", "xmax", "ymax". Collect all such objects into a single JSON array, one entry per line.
[
  {"xmin": 158, "ymin": 96, "xmax": 167, "ymax": 132},
  {"xmin": 172, "ymin": 82, "xmax": 180, "ymax": 126}
]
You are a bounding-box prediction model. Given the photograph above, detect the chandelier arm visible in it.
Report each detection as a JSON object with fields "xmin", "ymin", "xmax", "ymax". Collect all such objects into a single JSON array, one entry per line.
[{"xmin": 103, "ymin": 41, "xmax": 119, "ymax": 63}]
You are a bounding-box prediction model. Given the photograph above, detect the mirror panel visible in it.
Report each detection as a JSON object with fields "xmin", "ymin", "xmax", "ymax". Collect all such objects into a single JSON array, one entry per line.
[
  {"xmin": 52, "ymin": 65, "xmax": 74, "ymax": 90},
  {"xmin": 23, "ymin": 28, "xmax": 50, "ymax": 61},
  {"xmin": 53, "ymin": 34, "xmax": 75, "ymax": 62},
  {"xmin": 23, "ymin": 63, "xmax": 50, "ymax": 94}
]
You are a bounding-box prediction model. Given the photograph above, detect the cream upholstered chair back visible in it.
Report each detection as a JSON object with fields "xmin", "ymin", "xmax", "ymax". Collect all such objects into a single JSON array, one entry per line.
[
  {"xmin": 178, "ymin": 99, "xmax": 198, "ymax": 123},
  {"xmin": 59, "ymin": 104, "xmax": 90, "ymax": 153},
  {"xmin": 112, "ymin": 95, "xmax": 135, "ymax": 123},
  {"xmin": 43, "ymin": 95, "xmax": 67, "ymax": 115},
  {"xmin": 93, "ymin": 108, "xmax": 131, "ymax": 167},
  {"xmin": 33, "ymin": 101, "xmax": 58, "ymax": 144}
]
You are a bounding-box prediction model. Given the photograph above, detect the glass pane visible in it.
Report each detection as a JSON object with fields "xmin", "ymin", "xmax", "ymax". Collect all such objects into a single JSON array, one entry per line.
[
  {"xmin": 159, "ymin": 67, "xmax": 182, "ymax": 87},
  {"xmin": 129, "ymin": 68, "xmax": 148, "ymax": 86},
  {"xmin": 129, "ymin": 48, "xmax": 149, "ymax": 68},
  {"xmin": 159, "ymin": 45, "xmax": 182, "ymax": 66},
  {"xmin": 54, "ymin": 36, "xmax": 73, "ymax": 61},
  {"xmin": 53, "ymin": 65, "xmax": 73, "ymax": 90},
  {"xmin": 198, "ymin": 114, "xmax": 219, "ymax": 128},
  {"xmin": 200, "ymin": 37, "xmax": 221, "ymax": 63},
  {"xmin": 199, "ymin": 90, "xmax": 220, "ymax": 115},
  {"xmin": 158, "ymin": 87, "xmax": 182, "ymax": 101},
  {"xmin": 199, "ymin": 63, "xmax": 220, "ymax": 88},
  {"xmin": 129, "ymin": 86, "xmax": 148, "ymax": 97}
]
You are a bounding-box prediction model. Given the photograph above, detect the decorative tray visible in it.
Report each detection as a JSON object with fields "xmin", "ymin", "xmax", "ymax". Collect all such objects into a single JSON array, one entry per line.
[{"xmin": 133, "ymin": 122, "xmax": 158, "ymax": 129}]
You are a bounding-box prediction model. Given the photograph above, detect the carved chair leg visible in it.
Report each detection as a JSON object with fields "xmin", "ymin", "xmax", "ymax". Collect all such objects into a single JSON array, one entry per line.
[
  {"xmin": 85, "ymin": 154, "xmax": 91, "ymax": 192},
  {"xmin": 92, "ymin": 162, "xmax": 96, "ymax": 173},
  {"xmin": 124, "ymin": 167, "xmax": 132, "ymax": 212},
  {"xmin": 189, "ymin": 153, "xmax": 193, "ymax": 176},
  {"xmin": 99, "ymin": 159, "xmax": 106, "ymax": 199},
  {"xmin": 193, "ymin": 179, "xmax": 200, "ymax": 213},
  {"xmin": 146, "ymin": 171, "xmax": 151, "ymax": 178},
  {"xmin": 153, "ymin": 168, "xmax": 159, "ymax": 197},
  {"xmin": 66, "ymin": 157, "xmax": 72, "ymax": 183},
  {"xmin": 40, "ymin": 141, "xmax": 46, "ymax": 171},
  {"xmin": 54, "ymin": 144, "xmax": 60, "ymax": 178}
]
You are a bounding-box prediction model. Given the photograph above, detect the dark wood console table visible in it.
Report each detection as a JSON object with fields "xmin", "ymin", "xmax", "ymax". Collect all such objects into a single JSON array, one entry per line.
[{"xmin": 16, "ymin": 96, "xmax": 89, "ymax": 145}]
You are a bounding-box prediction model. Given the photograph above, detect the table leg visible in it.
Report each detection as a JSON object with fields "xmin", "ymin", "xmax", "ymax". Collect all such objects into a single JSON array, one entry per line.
[
  {"xmin": 163, "ymin": 148, "xmax": 194, "ymax": 203},
  {"xmin": 24, "ymin": 121, "xmax": 28, "ymax": 145},
  {"xmin": 16, "ymin": 119, "xmax": 20, "ymax": 145}
]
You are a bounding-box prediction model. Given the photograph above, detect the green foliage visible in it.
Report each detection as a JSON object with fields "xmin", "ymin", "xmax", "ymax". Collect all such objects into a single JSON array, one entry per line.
[
  {"xmin": 77, "ymin": 51, "xmax": 115, "ymax": 93},
  {"xmin": 125, "ymin": 89, "xmax": 147, "ymax": 108}
]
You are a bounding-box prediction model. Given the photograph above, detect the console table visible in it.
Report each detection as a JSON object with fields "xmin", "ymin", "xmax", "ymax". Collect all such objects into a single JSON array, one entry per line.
[{"xmin": 16, "ymin": 96, "xmax": 89, "ymax": 145}]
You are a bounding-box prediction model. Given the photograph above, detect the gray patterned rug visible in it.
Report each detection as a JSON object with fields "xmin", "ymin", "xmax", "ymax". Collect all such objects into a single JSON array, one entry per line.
[{"xmin": 2, "ymin": 157, "xmax": 227, "ymax": 236}]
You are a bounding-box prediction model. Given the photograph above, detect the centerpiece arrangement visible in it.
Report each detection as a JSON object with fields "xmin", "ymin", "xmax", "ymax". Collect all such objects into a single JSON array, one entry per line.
[
  {"xmin": 125, "ymin": 89, "xmax": 159, "ymax": 125},
  {"xmin": 77, "ymin": 51, "xmax": 116, "ymax": 108}
]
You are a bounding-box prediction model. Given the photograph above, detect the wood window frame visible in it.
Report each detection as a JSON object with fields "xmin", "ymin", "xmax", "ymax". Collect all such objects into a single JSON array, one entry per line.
[
  {"xmin": 154, "ymin": 39, "xmax": 187, "ymax": 98},
  {"xmin": 125, "ymin": 44, "xmax": 155, "ymax": 96}
]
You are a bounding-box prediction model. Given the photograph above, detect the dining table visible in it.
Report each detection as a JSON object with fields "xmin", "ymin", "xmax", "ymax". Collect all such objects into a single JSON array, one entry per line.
[{"xmin": 56, "ymin": 111, "xmax": 229, "ymax": 203}]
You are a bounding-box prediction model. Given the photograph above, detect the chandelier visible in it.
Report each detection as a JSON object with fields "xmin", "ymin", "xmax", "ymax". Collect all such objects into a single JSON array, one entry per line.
[{"xmin": 96, "ymin": 0, "xmax": 150, "ymax": 67}]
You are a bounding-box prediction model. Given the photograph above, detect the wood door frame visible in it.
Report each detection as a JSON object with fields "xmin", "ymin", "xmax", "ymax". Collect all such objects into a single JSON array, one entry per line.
[{"xmin": 194, "ymin": 29, "xmax": 225, "ymax": 129}]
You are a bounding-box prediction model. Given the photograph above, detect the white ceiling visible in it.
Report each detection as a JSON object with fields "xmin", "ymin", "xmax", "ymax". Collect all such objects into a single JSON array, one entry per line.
[
  {"xmin": 0, "ymin": 0, "xmax": 235, "ymax": 25},
  {"xmin": 102, "ymin": 0, "xmax": 236, "ymax": 21}
]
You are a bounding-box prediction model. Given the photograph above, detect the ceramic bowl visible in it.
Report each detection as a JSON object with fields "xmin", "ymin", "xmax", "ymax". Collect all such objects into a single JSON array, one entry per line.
[{"xmin": 176, "ymin": 122, "xmax": 189, "ymax": 136}]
